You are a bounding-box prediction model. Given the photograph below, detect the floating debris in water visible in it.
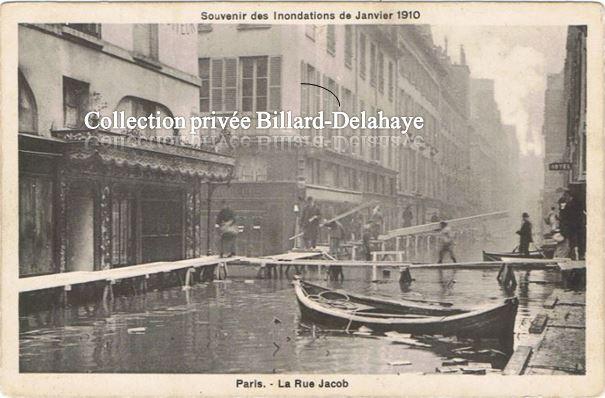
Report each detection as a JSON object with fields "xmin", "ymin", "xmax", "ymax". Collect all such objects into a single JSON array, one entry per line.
[
  {"xmin": 388, "ymin": 360, "xmax": 412, "ymax": 366},
  {"xmin": 127, "ymin": 327, "xmax": 146, "ymax": 334}
]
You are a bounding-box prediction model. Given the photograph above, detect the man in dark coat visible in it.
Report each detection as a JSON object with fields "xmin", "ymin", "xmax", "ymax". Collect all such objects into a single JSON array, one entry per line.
[
  {"xmin": 302, "ymin": 197, "xmax": 321, "ymax": 249},
  {"xmin": 516, "ymin": 212, "xmax": 533, "ymax": 256},
  {"xmin": 216, "ymin": 200, "xmax": 237, "ymax": 258},
  {"xmin": 559, "ymin": 190, "xmax": 584, "ymax": 259}
]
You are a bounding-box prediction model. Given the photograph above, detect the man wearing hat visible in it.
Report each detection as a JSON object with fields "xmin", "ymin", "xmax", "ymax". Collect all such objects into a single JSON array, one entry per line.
[{"xmin": 516, "ymin": 212, "xmax": 533, "ymax": 256}]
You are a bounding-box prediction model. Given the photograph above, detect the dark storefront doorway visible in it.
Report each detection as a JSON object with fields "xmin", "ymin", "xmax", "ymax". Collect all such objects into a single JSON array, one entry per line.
[{"xmin": 140, "ymin": 187, "xmax": 183, "ymax": 263}]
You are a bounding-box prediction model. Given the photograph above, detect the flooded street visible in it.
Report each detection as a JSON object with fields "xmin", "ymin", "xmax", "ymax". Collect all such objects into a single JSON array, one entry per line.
[{"xmin": 19, "ymin": 267, "xmax": 560, "ymax": 374}]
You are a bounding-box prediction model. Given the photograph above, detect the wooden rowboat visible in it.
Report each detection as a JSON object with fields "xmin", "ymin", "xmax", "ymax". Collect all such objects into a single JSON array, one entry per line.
[{"xmin": 293, "ymin": 278, "xmax": 518, "ymax": 340}]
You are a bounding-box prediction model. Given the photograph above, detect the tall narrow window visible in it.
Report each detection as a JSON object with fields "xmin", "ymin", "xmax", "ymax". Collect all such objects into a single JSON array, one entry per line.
[
  {"xmin": 359, "ymin": 33, "xmax": 366, "ymax": 79},
  {"xmin": 378, "ymin": 52, "xmax": 384, "ymax": 93},
  {"xmin": 344, "ymin": 25, "xmax": 353, "ymax": 68},
  {"xmin": 111, "ymin": 193, "xmax": 136, "ymax": 267},
  {"xmin": 210, "ymin": 58, "xmax": 238, "ymax": 112},
  {"xmin": 133, "ymin": 24, "xmax": 159, "ymax": 61},
  {"xmin": 241, "ymin": 57, "xmax": 268, "ymax": 112},
  {"xmin": 199, "ymin": 58, "xmax": 210, "ymax": 112},
  {"xmin": 63, "ymin": 76, "xmax": 89, "ymax": 129},
  {"xmin": 370, "ymin": 43, "xmax": 377, "ymax": 87},
  {"xmin": 388, "ymin": 61, "xmax": 394, "ymax": 102},
  {"xmin": 326, "ymin": 25, "xmax": 336, "ymax": 55}
]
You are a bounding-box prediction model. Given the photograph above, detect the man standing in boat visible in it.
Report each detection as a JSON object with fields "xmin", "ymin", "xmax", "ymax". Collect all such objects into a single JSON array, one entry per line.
[
  {"xmin": 437, "ymin": 221, "xmax": 457, "ymax": 263},
  {"xmin": 516, "ymin": 212, "xmax": 533, "ymax": 256}
]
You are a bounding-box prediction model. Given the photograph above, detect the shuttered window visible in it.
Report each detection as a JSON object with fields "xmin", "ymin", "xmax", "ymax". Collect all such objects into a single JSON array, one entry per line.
[
  {"xmin": 378, "ymin": 51, "xmax": 384, "ymax": 93},
  {"xmin": 344, "ymin": 25, "xmax": 353, "ymax": 68},
  {"xmin": 199, "ymin": 58, "xmax": 210, "ymax": 112},
  {"xmin": 388, "ymin": 61, "xmax": 394, "ymax": 102},
  {"xmin": 269, "ymin": 56, "xmax": 282, "ymax": 110},
  {"xmin": 241, "ymin": 56, "xmax": 281, "ymax": 112},
  {"xmin": 206, "ymin": 56, "xmax": 280, "ymax": 113},
  {"xmin": 326, "ymin": 25, "xmax": 335, "ymax": 55},
  {"xmin": 359, "ymin": 33, "xmax": 366, "ymax": 79},
  {"xmin": 210, "ymin": 58, "xmax": 238, "ymax": 112},
  {"xmin": 370, "ymin": 43, "xmax": 377, "ymax": 87}
]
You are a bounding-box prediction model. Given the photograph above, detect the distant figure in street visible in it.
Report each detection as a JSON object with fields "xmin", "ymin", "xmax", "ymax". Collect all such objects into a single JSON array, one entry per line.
[
  {"xmin": 437, "ymin": 221, "xmax": 457, "ymax": 263},
  {"xmin": 325, "ymin": 219, "xmax": 346, "ymax": 281},
  {"xmin": 369, "ymin": 205, "xmax": 384, "ymax": 239},
  {"xmin": 362, "ymin": 224, "xmax": 373, "ymax": 261},
  {"xmin": 516, "ymin": 212, "xmax": 533, "ymax": 256},
  {"xmin": 430, "ymin": 213, "xmax": 440, "ymax": 223},
  {"xmin": 216, "ymin": 200, "xmax": 237, "ymax": 258},
  {"xmin": 402, "ymin": 206, "xmax": 413, "ymax": 227},
  {"xmin": 302, "ymin": 197, "xmax": 321, "ymax": 249}
]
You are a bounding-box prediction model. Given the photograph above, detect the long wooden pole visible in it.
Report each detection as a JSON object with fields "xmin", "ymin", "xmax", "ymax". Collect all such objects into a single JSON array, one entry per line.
[
  {"xmin": 379, "ymin": 210, "xmax": 509, "ymax": 241},
  {"xmin": 288, "ymin": 200, "xmax": 379, "ymax": 241}
]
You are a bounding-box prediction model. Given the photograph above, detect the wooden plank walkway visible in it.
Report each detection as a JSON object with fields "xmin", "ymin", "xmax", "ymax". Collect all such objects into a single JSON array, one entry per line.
[
  {"xmin": 235, "ymin": 257, "xmax": 564, "ymax": 270},
  {"xmin": 18, "ymin": 250, "xmax": 328, "ymax": 294},
  {"xmin": 19, "ymin": 256, "xmax": 242, "ymax": 293}
]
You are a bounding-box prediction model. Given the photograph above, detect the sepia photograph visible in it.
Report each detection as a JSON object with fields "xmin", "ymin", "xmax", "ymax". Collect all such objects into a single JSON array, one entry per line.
[{"xmin": 2, "ymin": 2, "xmax": 603, "ymax": 396}]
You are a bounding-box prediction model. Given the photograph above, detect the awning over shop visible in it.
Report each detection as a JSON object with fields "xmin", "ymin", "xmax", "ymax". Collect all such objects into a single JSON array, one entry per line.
[{"xmin": 50, "ymin": 129, "xmax": 234, "ymax": 182}]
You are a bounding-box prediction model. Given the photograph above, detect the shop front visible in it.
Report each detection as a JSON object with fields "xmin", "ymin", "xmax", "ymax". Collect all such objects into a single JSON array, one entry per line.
[{"xmin": 18, "ymin": 129, "xmax": 234, "ymax": 277}]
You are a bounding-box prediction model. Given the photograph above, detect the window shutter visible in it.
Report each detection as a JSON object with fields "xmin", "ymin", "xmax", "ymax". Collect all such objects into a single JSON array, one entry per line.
[
  {"xmin": 211, "ymin": 59, "xmax": 224, "ymax": 111},
  {"xmin": 269, "ymin": 56, "xmax": 281, "ymax": 111},
  {"xmin": 224, "ymin": 58, "xmax": 237, "ymax": 111}
]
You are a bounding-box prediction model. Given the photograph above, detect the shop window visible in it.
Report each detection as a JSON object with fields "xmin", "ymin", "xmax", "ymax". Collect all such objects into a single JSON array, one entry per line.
[
  {"xmin": 370, "ymin": 43, "xmax": 377, "ymax": 87},
  {"xmin": 63, "ymin": 76, "xmax": 89, "ymax": 129},
  {"xmin": 111, "ymin": 194, "xmax": 136, "ymax": 267},
  {"xmin": 18, "ymin": 72, "xmax": 37, "ymax": 133},
  {"xmin": 378, "ymin": 52, "xmax": 384, "ymax": 93},
  {"xmin": 19, "ymin": 175, "xmax": 54, "ymax": 276}
]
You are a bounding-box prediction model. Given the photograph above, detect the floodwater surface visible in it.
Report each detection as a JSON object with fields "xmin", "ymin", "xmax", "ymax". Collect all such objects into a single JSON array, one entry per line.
[{"xmin": 19, "ymin": 267, "xmax": 558, "ymax": 373}]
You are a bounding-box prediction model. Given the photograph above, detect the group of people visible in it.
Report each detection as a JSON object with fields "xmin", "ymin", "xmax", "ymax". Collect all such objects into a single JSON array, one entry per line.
[
  {"xmin": 544, "ymin": 189, "xmax": 586, "ymax": 260},
  {"xmin": 300, "ymin": 198, "xmax": 386, "ymax": 261}
]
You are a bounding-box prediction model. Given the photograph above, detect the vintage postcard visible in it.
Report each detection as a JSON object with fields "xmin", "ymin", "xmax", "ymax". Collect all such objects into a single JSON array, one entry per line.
[{"xmin": 0, "ymin": 1, "xmax": 603, "ymax": 396}]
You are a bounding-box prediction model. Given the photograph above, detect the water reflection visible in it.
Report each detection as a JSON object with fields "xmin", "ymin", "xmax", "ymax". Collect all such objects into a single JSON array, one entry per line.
[{"xmin": 20, "ymin": 268, "xmax": 559, "ymax": 373}]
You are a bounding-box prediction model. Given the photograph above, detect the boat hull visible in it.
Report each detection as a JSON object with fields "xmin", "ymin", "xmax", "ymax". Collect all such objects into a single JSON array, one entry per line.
[{"xmin": 294, "ymin": 279, "xmax": 518, "ymax": 342}]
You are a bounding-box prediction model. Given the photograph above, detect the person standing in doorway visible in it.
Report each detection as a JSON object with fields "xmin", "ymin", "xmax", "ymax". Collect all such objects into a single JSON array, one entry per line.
[
  {"xmin": 216, "ymin": 200, "xmax": 237, "ymax": 258},
  {"xmin": 437, "ymin": 221, "xmax": 457, "ymax": 263},
  {"xmin": 516, "ymin": 212, "xmax": 533, "ymax": 256}
]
